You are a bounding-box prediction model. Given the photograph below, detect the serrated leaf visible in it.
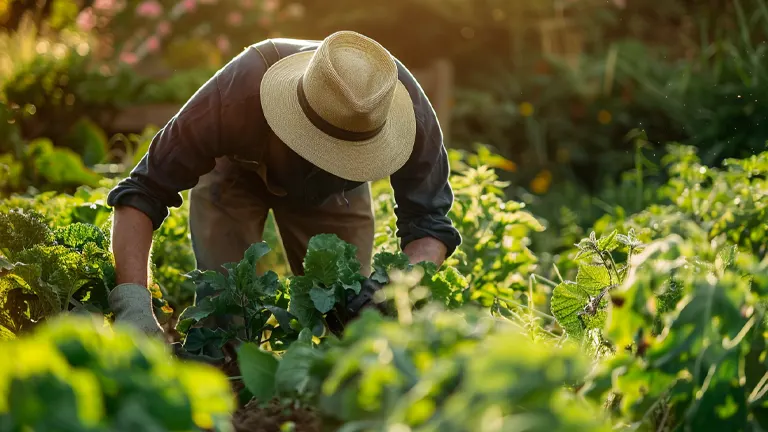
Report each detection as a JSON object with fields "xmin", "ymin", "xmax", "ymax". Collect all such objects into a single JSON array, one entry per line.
[
  {"xmin": 53, "ymin": 223, "xmax": 108, "ymax": 252},
  {"xmin": 597, "ymin": 229, "xmax": 619, "ymax": 252},
  {"xmin": 715, "ymin": 244, "xmax": 737, "ymax": 276},
  {"xmin": 551, "ymin": 282, "xmax": 607, "ymax": 340},
  {"xmin": 576, "ymin": 265, "xmax": 612, "ymax": 294},
  {"xmin": 423, "ymin": 266, "xmax": 467, "ymax": 308},
  {"xmin": 309, "ymin": 286, "xmax": 337, "ymax": 314},
  {"xmin": 370, "ymin": 251, "xmax": 411, "ymax": 285},
  {"xmin": 238, "ymin": 343, "xmax": 278, "ymax": 401}
]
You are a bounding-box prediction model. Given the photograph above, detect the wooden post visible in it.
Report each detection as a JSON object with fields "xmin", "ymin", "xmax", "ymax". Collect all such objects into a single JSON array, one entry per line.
[{"xmin": 412, "ymin": 59, "xmax": 454, "ymax": 143}]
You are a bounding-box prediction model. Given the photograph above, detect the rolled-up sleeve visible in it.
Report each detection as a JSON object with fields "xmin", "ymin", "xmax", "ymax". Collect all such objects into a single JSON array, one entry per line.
[
  {"xmin": 390, "ymin": 64, "xmax": 462, "ymax": 257},
  {"xmin": 107, "ymin": 74, "xmax": 225, "ymax": 230}
]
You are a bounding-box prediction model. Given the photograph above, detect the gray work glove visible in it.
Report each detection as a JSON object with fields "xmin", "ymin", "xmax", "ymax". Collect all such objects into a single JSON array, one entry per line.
[{"xmin": 108, "ymin": 283, "xmax": 164, "ymax": 337}]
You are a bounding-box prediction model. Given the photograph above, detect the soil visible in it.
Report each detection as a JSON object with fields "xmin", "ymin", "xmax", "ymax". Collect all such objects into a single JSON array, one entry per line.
[
  {"xmin": 231, "ymin": 399, "xmax": 323, "ymax": 432},
  {"xmin": 212, "ymin": 351, "xmax": 324, "ymax": 432}
]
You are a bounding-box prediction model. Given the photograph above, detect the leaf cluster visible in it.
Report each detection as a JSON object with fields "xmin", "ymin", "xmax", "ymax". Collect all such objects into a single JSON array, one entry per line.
[
  {"xmin": 0, "ymin": 315, "xmax": 234, "ymax": 431},
  {"xmin": 236, "ymin": 306, "xmax": 612, "ymax": 432},
  {"xmin": 0, "ymin": 208, "xmax": 116, "ymax": 337}
]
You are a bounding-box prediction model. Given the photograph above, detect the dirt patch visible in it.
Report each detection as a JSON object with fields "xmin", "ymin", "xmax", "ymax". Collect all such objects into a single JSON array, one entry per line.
[{"xmin": 231, "ymin": 399, "xmax": 322, "ymax": 432}]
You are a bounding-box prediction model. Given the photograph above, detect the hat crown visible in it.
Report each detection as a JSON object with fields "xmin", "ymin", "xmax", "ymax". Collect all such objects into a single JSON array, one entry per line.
[{"xmin": 301, "ymin": 31, "xmax": 398, "ymax": 134}]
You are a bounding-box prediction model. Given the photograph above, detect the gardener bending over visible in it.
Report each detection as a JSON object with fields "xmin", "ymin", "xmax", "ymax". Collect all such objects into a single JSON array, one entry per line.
[{"xmin": 107, "ymin": 31, "xmax": 461, "ymax": 336}]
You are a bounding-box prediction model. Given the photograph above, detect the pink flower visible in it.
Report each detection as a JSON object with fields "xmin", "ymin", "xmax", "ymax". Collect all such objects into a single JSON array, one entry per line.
[
  {"xmin": 183, "ymin": 0, "xmax": 197, "ymax": 12},
  {"xmin": 258, "ymin": 16, "xmax": 271, "ymax": 27},
  {"xmin": 216, "ymin": 35, "xmax": 230, "ymax": 52},
  {"xmin": 240, "ymin": 0, "xmax": 253, "ymax": 8},
  {"xmin": 263, "ymin": 0, "xmax": 278, "ymax": 12},
  {"xmin": 146, "ymin": 36, "xmax": 161, "ymax": 53},
  {"xmin": 76, "ymin": 8, "xmax": 96, "ymax": 31},
  {"xmin": 93, "ymin": 0, "xmax": 116, "ymax": 10},
  {"xmin": 136, "ymin": 0, "xmax": 163, "ymax": 18},
  {"xmin": 156, "ymin": 20, "xmax": 171, "ymax": 36},
  {"xmin": 227, "ymin": 11, "xmax": 243, "ymax": 26},
  {"xmin": 613, "ymin": 0, "xmax": 626, "ymax": 8},
  {"xmin": 120, "ymin": 51, "xmax": 139, "ymax": 65}
]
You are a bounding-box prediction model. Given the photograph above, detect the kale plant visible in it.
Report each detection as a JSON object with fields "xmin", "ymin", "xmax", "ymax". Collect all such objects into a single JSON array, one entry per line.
[{"xmin": 0, "ymin": 209, "xmax": 117, "ymax": 337}]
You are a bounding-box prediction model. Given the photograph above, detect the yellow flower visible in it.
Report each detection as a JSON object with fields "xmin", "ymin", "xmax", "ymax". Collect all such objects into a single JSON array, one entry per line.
[
  {"xmin": 519, "ymin": 102, "xmax": 535, "ymax": 117},
  {"xmin": 530, "ymin": 169, "xmax": 552, "ymax": 194},
  {"xmin": 597, "ymin": 109, "xmax": 612, "ymax": 124}
]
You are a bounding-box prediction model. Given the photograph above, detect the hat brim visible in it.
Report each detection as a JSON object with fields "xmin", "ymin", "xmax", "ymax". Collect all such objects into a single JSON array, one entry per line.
[{"xmin": 260, "ymin": 51, "xmax": 417, "ymax": 183}]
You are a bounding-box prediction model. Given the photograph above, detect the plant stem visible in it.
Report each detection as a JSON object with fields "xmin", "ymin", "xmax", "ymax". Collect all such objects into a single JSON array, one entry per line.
[
  {"xmin": 533, "ymin": 274, "xmax": 559, "ymax": 288},
  {"xmin": 748, "ymin": 371, "xmax": 768, "ymax": 404},
  {"xmin": 552, "ymin": 264, "xmax": 565, "ymax": 284}
]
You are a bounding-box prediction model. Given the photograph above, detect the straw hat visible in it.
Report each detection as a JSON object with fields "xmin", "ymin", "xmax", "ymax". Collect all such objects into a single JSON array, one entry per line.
[{"xmin": 260, "ymin": 31, "xmax": 416, "ymax": 182}]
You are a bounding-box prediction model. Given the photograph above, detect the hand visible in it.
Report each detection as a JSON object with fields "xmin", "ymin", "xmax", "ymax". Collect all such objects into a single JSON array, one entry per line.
[
  {"xmin": 109, "ymin": 283, "xmax": 164, "ymax": 337},
  {"xmin": 403, "ymin": 237, "xmax": 447, "ymax": 267}
]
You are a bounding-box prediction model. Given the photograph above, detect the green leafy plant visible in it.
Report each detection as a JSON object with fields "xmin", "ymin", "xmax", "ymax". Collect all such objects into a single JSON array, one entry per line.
[
  {"xmin": 579, "ymin": 233, "xmax": 768, "ymax": 431},
  {"xmin": 176, "ymin": 242, "xmax": 296, "ymax": 361},
  {"xmin": 234, "ymin": 301, "xmax": 612, "ymax": 432},
  {"xmin": 0, "ymin": 208, "xmax": 115, "ymax": 337},
  {"xmin": 550, "ymin": 229, "xmax": 645, "ymax": 348},
  {"xmin": 0, "ymin": 315, "xmax": 235, "ymax": 431}
]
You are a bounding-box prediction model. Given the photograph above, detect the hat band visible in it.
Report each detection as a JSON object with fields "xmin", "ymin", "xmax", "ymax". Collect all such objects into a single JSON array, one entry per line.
[{"xmin": 297, "ymin": 78, "xmax": 386, "ymax": 142}]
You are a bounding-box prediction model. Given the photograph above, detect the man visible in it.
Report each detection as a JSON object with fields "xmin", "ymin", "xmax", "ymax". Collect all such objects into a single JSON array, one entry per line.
[{"xmin": 106, "ymin": 31, "xmax": 462, "ymax": 336}]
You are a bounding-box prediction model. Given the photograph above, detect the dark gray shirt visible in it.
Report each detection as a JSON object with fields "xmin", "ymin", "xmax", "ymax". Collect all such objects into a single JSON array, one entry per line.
[{"xmin": 107, "ymin": 39, "xmax": 462, "ymax": 256}]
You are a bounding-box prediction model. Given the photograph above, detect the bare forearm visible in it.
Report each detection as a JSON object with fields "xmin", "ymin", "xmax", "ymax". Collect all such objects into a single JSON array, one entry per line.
[
  {"xmin": 403, "ymin": 237, "xmax": 447, "ymax": 268},
  {"xmin": 111, "ymin": 205, "xmax": 154, "ymax": 286}
]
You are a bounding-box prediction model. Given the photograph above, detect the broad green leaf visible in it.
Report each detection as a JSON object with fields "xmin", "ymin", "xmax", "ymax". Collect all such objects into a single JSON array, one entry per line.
[
  {"xmin": 648, "ymin": 275, "xmax": 746, "ymax": 373},
  {"xmin": 185, "ymin": 269, "xmax": 229, "ymax": 293},
  {"xmin": 243, "ymin": 242, "xmax": 271, "ymax": 268},
  {"xmin": 297, "ymin": 328, "xmax": 314, "ymax": 345},
  {"xmin": 338, "ymin": 242, "xmax": 364, "ymax": 286},
  {"xmin": 256, "ymin": 271, "xmax": 280, "ymax": 297},
  {"xmin": 342, "ymin": 280, "xmax": 362, "ymax": 295},
  {"xmin": 182, "ymin": 328, "xmax": 227, "ymax": 357},
  {"xmin": 237, "ymin": 343, "xmax": 278, "ymax": 401},
  {"xmin": 177, "ymin": 297, "xmax": 217, "ymax": 324},
  {"xmin": 303, "ymin": 234, "xmax": 363, "ymax": 288},
  {"xmin": 264, "ymin": 305, "xmax": 295, "ymax": 333},
  {"xmin": 287, "ymin": 276, "xmax": 325, "ymax": 335},
  {"xmin": 304, "ymin": 248, "xmax": 340, "ymax": 287},
  {"xmin": 310, "ymin": 286, "xmax": 337, "ymax": 314},
  {"xmin": 275, "ymin": 344, "xmax": 323, "ymax": 396},
  {"xmin": 576, "ymin": 265, "xmax": 612, "ymax": 294},
  {"xmin": 551, "ymin": 282, "xmax": 607, "ymax": 340}
]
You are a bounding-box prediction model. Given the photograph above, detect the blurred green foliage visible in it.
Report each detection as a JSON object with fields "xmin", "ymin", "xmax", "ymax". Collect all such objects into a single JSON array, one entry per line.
[{"xmin": 0, "ymin": 315, "xmax": 235, "ymax": 430}]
